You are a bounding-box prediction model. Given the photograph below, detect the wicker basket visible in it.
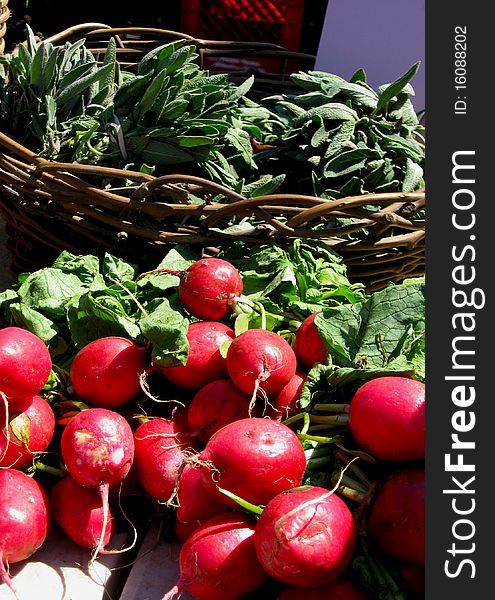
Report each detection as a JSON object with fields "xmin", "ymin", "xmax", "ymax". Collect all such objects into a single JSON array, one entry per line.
[{"xmin": 0, "ymin": 23, "xmax": 425, "ymax": 293}]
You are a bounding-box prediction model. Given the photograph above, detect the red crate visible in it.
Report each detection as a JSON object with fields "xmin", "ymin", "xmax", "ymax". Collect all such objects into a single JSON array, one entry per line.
[{"xmin": 181, "ymin": 0, "xmax": 306, "ymax": 73}]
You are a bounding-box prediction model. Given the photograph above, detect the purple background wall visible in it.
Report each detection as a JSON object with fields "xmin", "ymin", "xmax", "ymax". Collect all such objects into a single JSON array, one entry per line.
[{"xmin": 315, "ymin": 0, "xmax": 425, "ymax": 112}]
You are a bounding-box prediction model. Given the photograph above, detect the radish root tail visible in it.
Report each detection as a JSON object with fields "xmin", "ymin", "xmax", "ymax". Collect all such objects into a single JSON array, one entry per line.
[
  {"xmin": 90, "ymin": 482, "xmax": 111, "ymax": 565},
  {"xmin": 0, "ymin": 556, "xmax": 21, "ymax": 600}
]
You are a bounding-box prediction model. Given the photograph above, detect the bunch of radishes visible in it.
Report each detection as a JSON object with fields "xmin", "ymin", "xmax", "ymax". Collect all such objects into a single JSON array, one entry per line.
[{"xmin": 0, "ymin": 256, "xmax": 425, "ymax": 600}]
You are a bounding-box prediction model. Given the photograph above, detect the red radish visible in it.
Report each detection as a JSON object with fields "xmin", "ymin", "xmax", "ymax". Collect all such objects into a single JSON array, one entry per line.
[
  {"xmin": 349, "ymin": 376, "xmax": 425, "ymax": 461},
  {"xmin": 266, "ymin": 372, "xmax": 307, "ymax": 421},
  {"xmin": 178, "ymin": 258, "xmax": 243, "ymax": 321},
  {"xmin": 187, "ymin": 379, "xmax": 255, "ymax": 444},
  {"xmin": 176, "ymin": 464, "xmax": 230, "ymax": 524},
  {"xmin": 61, "ymin": 408, "xmax": 134, "ymax": 488},
  {"xmin": 368, "ymin": 468, "xmax": 425, "ymax": 567},
  {"xmin": 60, "ymin": 408, "xmax": 134, "ymax": 559},
  {"xmin": 0, "ymin": 469, "xmax": 50, "ymax": 592},
  {"xmin": 0, "ymin": 326, "xmax": 52, "ymax": 412},
  {"xmin": 70, "ymin": 336, "xmax": 147, "ymax": 409},
  {"xmin": 159, "ymin": 321, "xmax": 235, "ymax": 390},
  {"xmin": 162, "ymin": 512, "xmax": 267, "ymax": 600},
  {"xmin": 254, "ymin": 485, "xmax": 357, "ymax": 588},
  {"xmin": 294, "ymin": 312, "xmax": 327, "ymax": 369},
  {"xmin": 50, "ymin": 475, "xmax": 115, "ymax": 550},
  {"xmin": 278, "ymin": 577, "xmax": 366, "ymax": 599},
  {"xmin": 0, "ymin": 395, "xmax": 55, "ymax": 469},
  {"xmin": 399, "ymin": 564, "xmax": 425, "ymax": 598},
  {"xmin": 170, "ymin": 404, "xmax": 192, "ymax": 433},
  {"xmin": 133, "ymin": 418, "xmax": 191, "ymax": 503},
  {"xmin": 226, "ymin": 329, "xmax": 297, "ymax": 397},
  {"xmin": 174, "ymin": 515, "xmax": 204, "ymax": 542},
  {"xmin": 198, "ymin": 417, "xmax": 307, "ymax": 507}
]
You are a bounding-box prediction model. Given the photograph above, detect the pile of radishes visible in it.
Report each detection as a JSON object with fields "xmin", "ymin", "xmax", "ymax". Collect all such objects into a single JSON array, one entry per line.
[{"xmin": 0, "ymin": 256, "xmax": 426, "ymax": 600}]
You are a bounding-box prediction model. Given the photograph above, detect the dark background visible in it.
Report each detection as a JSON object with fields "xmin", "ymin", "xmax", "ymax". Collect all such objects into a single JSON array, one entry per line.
[{"xmin": 4, "ymin": 0, "xmax": 329, "ymax": 55}]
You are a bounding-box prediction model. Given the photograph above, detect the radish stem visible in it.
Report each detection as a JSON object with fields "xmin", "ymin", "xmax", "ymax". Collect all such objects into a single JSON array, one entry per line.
[{"xmin": 216, "ymin": 486, "xmax": 264, "ymax": 515}]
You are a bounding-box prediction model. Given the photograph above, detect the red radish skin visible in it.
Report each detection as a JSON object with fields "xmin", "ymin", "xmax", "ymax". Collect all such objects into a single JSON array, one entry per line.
[
  {"xmin": 178, "ymin": 258, "xmax": 243, "ymax": 321},
  {"xmin": 60, "ymin": 407, "xmax": 135, "ymax": 559},
  {"xmin": 50, "ymin": 476, "xmax": 115, "ymax": 550},
  {"xmin": 399, "ymin": 564, "xmax": 426, "ymax": 598},
  {"xmin": 174, "ymin": 516, "xmax": 204, "ymax": 542},
  {"xmin": 368, "ymin": 468, "xmax": 425, "ymax": 567},
  {"xmin": 349, "ymin": 376, "xmax": 425, "ymax": 461},
  {"xmin": 278, "ymin": 577, "xmax": 366, "ymax": 600},
  {"xmin": 171, "ymin": 404, "xmax": 192, "ymax": 433},
  {"xmin": 254, "ymin": 486, "xmax": 357, "ymax": 588},
  {"xmin": 70, "ymin": 336, "xmax": 147, "ymax": 409},
  {"xmin": 294, "ymin": 312, "xmax": 327, "ymax": 370},
  {"xmin": 0, "ymin": 395, "xmax": 55, "ymax": 469},
  {"xmin": 226, "ymin": 329, "xmax": 297, "ymax": 396},
  {"xmin": 176, "ymin": 464, "xmax": 230, "ymax": 524},
  {"xmin": 61, "ymin": 408, "xmax": 135, "ymax": 489},
  {"xmin": 159, "ymin": 322, "xmax": 235, "ymax": 390},
  {"xmin": 0, "ymin": 469, "xmax": 50, "ymax": 592},
  {"xmin": 187, "ymin": 379, "xmax": 255, "ymax": 444},
  {"xmin": 0, "ymin": 326, "xmax": 52, "ymax": 412},
  {"xmin": 133, "ymin": 418, "xmax": 190, "ymax": 502},
  {"xmin": 266, "ymin": 372, "xmax": 307, "ymax": 421},
  {"xmin": 162, "ymin": 512, "xmax": 267, "ymax": 600},
  {"xmin": 198, "ymin": 417, "xmax": 307, "ymax": 508}
]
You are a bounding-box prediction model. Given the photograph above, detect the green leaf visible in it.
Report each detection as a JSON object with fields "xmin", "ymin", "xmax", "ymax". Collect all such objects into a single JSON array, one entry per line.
[
  {"xmin": 57, "ymin": 61, "xmax": 95, "ymax": 91},
  {"xmin": 51, "ymin": 251, "xmax": 100, "ymax": 286},
  {"xmin": 8, "ymin": 302, "xmax": 59, "ymax": 344},
  {"xmin": 113, "ymin": 71, "xmax": 154, "ymax": 110},
  {"xmin": 402, "ymin": 158, "xmax": 424, "ymax": 192},
  {"xmin": 45, "ymin": 95, "xmax": 57, "ymax": 128},
  {"xmin": 16, "ymin": 41, "xmax": 33, "ymax": 73},
  {"xmin": 158, "ymin": 44, "xmax": 197, "ymax": 76},
  {"xmin": 241, "ymin": 174, "xmax": 286, "ymax": 198},
  {"xmin": 56, "ymin": 62, "xmax": 114, "ymax": 108},
  {"xmin": 17, "ymin": 268, "xmax": 88, "ymax": 317},
  {"xmin": 100, "ymin": 37, "xmax": 117, "ymax": 89},
  {"xmin": 350, "ymin": 68, "xmax": 367, "ymax": 83},
  {"xmin": 299, "ymin": 355, "xmax": 420, "ymax": 411},
  {"xmin": 57, "ymin": 38, "xmax": 88, "ymax": 77},
  {"xmin": 339, "ymin": 81, "xmax": 378, "ymax": 109},
  {"xmin": 323, "ymin": 120, "xmax": 356, "ymax": 160},
  {"xmin": 323, "ymin": 148, "xmax": 382, "ymax": 178},
  {"xmin": 137, "ymin": 139, "xmax": 195, "ymax": 165},
  {"xmin": 25, "ymin": 24, "xmax": 38, "ymax": 58},
  {"xmin": 374, "ymin": 62, "xmax": 421, "ymax": 113},
  {"xmin": 30, "ymin": 42, "xmax": 49, "ymax": 92},
  {"xmin": 315, "ymin": 282, "xmax": 425, "ymax": 369},
  {"xmin": 295, "ymin": 103, "xmax": 358, "ymax": 126},
  {"xmin": 173, "ymin": 135, "xmax": 215, "ymax": 148},
  {"xmin": 102, "ymin": 254, "xmax": 137, "ymax": 283},
  {"xmin": 138, "ymin": 68, "xmax": 169, "ymax": 118},
  {"xmin": 42, "ymin": 48, "xmax": 59, "ymax": 96},
  {"xmin": 379, "ymin": 133, "xmax": 424, "ymax": 163},
  {"xmin": 227, "ymin": 75, "xmax": 254, "ymax": 102},
  {"xmin": 225, "ymin": 128, "xmax": 255, "ymax": 168},
  {"xmin": 158, "ymin": 98, "xmax": 189, "ymax": 121},
  {"xmin": 137, "ymin": 39, "xmax": 187, "ymax": 75},
  {"xmin": 139, "ymin": 299, "xmax": 190, "ymax": 367},
  {"xmin": 66, "ymin": 292, "xmax": 141, "ymax": 349}
]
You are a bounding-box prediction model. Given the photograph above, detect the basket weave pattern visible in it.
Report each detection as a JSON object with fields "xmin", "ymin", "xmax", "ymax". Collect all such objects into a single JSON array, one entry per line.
[
  {"xmin": 0, "ymin": 0, "xmax": 8, "ymax": 55},
  {"xmin": 0, "ymin": 25, "xmax": 425, "ymax": 292}
]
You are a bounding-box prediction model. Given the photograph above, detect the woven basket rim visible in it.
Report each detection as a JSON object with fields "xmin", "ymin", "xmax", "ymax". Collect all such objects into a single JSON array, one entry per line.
[{"xmin": 0, "ymin": 129, "xmax": 425, "ymax": 212}]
